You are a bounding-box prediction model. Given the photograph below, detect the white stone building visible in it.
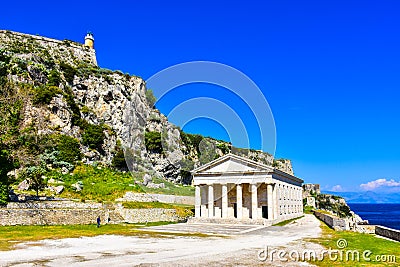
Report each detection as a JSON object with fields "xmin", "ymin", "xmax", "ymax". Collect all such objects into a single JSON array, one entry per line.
[{"xmin": 191, "ymin": 154, "xmax": 303, "ymax": 224}]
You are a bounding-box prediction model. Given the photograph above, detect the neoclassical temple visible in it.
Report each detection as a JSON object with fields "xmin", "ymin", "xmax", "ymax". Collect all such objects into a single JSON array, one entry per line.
[{"xmin": 191, "ymin": 154, "xmax": 304, "ymax": 224}]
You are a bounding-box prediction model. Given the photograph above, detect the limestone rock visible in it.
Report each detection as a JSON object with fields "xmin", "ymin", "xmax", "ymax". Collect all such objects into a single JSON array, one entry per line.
[
  {"xmin": 18, "ymin": 179, "xmax": 30, "ymax": 191},
  {"xmin": 143, "ymin": 174, "xmax": 152, "ymax": 186},
  {"xmin": 146, "ymin": 182, "xmax": 165, "ymax": 189},
  {"xmin": 61, "ymin": 167, "xmax": 69, "ymax": 175},
  {"xmin": 71, "ymin": 181, "xmax": 83, "ymax": 192}
]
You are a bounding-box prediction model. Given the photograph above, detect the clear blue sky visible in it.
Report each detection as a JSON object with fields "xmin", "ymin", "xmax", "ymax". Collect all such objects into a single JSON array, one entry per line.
[{"xmin": 2, "ymin": 0, "xmax": 400, "ymax": 192}]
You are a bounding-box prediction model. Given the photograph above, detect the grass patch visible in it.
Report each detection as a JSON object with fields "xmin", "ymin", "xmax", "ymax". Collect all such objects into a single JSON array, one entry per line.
[
  {"xmin": 121, "ymin": 201, "xmax": 192, "ymax": 209},
  {"xmin": 142, "ymin": 176, "xmax": 195, "ymax": 196},
  {"xmin": 23, "ymin": 164, "xmax": 195, "ymax": 202},
  {"xmin": 273, "ymin": 216, "xmax": 304, "ymax": 226},
  {"xmin": 0, "ymin": 222, "xmax": 173, "ymax": 251},
  {"xmin": 304, "ymin": 206, "xmax": 314, "ymax": 214},
  {"xmin": 48, "ymin": 165, "xmax": 145, "ymax": 202},
  {"xmin": 307, "ymin": 217, "xmax": 400, "ymax": 266}
]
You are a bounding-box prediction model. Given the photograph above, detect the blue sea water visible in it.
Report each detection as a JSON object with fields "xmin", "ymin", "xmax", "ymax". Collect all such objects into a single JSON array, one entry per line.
[{"xmin": 348, "ymin": 203, "xmax": 400, "ymax": 231}]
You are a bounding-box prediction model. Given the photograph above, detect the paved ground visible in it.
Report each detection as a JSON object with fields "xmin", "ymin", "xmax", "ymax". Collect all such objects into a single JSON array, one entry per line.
[
  {"xmin": 144, "ymin": 222, "xmax": 267, "ymax": 236},
  {"xmin": 0, "ymin": 214, "xmax": 323, "ymax": 266}
]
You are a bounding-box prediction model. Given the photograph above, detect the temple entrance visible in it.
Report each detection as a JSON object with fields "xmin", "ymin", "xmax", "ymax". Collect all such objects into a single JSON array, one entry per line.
[
  {"xmin": 262, "ymin": 206, "xmax": 268, "ymax": 219},
  {"xmin": 233, "ymin": 203, "xmax": 237, "ymax": 218}
]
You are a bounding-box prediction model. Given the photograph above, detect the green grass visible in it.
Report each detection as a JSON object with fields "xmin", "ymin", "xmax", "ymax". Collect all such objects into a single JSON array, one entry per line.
[
  {"xmin": 273, "ymin": 216, "xmax": 304, "ymax": 226},
  {"xmin": 15, "ymin": 164, "xmax": 195, "ymax": 202},
  {"xmin": 304, "ymin": 206, "xmax": 314, "ymax": 214},
  {"xmin": 0, "ymin": 222, "xmax": 173, "ymax": 251},
  {"xmin": 307, "ymin": 218, "xmax": 400, "ymax": 266},
  {"xmin": 142, "ymin": 175, "xmax": 195, "ymax": 196},
  {"xmin": 121, "ymin": 201, "xmax": 193, "ymax": 209},
  {"xmin": 51, "ymin": 165, "xmax": 144, "ymax": 202}
]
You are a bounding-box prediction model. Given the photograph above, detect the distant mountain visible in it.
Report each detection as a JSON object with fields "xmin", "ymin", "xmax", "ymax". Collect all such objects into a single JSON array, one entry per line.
[{"xmin": 322, "ymin": 191, "xmax": 400, "ymax": 204}]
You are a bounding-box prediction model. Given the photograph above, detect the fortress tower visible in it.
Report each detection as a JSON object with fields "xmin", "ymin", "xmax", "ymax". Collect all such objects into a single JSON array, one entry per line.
[{"xmin": 84, "ymin": 32, "xmax": 94, "ymax": 49}]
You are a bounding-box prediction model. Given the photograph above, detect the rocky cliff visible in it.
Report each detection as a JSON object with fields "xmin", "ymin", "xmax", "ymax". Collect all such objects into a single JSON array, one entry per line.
[{"xmin": 0, "ymin": 30, "xmax": 292, "ymax": 186}]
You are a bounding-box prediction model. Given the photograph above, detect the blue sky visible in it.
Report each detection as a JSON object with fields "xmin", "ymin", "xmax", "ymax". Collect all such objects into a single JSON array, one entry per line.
[{"xmin": 2, "ymin": 0, "xmax": 400, "ymax": 193}]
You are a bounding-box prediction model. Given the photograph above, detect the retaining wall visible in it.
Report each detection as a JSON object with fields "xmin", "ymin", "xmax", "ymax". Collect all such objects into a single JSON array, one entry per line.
[
  {"xmin": 118, "ymin": 208, "xmax": 180, "ymax": 223},
  {"xmin": 117, "ymin": 192, "xmax": 195, "ymax": 205},
  {"xmin": 314, "ymin": 211, "xmax": 349, "ymax": 230},
  {"xmin": 0, "ymin": 201, "xmax": 184, "ymax": 226},
  {"xmin": 375, "ymin": 225, "xmax": 400, "ymax": 242}
]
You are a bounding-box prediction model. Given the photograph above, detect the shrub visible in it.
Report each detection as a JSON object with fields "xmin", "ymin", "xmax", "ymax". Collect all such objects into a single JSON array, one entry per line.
[
  {"xmin": 338, "ymin": 204, "xmax": 352, "ymax": 218},
  {"xmin": 32, "ymin": 85, "xmax": 61, "ymax": 105},
  {"xmin": 0, "ymin": 184, "xmax": 8, "ymax": 205},
  {"xmin": 144, "ymin": 131, "xmax": 163, "ymax": 153},
  {"xmin": 185, "ymin": 132, "xmax": 203, "ymax": 154},
  {"xmin": 60, "ymin": 62, "xmax": 76, "ymax": 84},
  {"xmin": 82, "ymin": 124, "xmax": 105, "ymax": 151},
  {"xmin": 47, "ymin": 69, "xmax": 61, "ymax": 86},
  {"xmin": 81, "ymin": 106, "xmax": 92, "ymax": 115},
  {"xmin": 0, "ymin": 150, "xmax": 14, "ymax": 205},
  {"xmin": 111, "ymin": 144, "xmax": 128, "ymax": 171},
  {"xmin": 62, "ymin": 87, "xmax": 81, "ymax": 126},
  {"xmin": 40, "ymin": 150, "xmax": 74, "ymax": 171},
  {"xmin": 216, "ymin": 143, "xmax": 230, "ymax": 154},
  {"xmin": 148, "ymin": 113, "xmax": 161, "ymax": 122},
  {"xmin": 0, "ymin": 48, "xmax": 11, "ymax": 86},
  {"xmin": 145, "ymin": 89, "xmax": 156, "ymax": 108},
  {"xmin": 56, "ymin": 135, "xmax": 82, "ymax": 164}
]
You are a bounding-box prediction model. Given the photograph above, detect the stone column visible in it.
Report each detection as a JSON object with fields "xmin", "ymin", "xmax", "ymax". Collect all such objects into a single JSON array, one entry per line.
[
  {"xmin": 195, "ymin": 185, "xmax": 201, "ymax": 218},
  {"xmin": 267, "ymin": 184, "xmax": 274, "ymax": 220},
  {"xmin": 222, "ymin": 184, "xmax": 228, "ymax": 219},
  {"xmin": 236, "ymin": 184, "xmax": 243, "ymax": 220},
  {"xmin": 273, "ymin": 184, "xmax": 278, "ymax": 219},
  {"xmin": 251, "ymin": 183, "xmax": 258, "ymax": 219},
  {"xmin": 208, "ymin": 184, "xmax": 214, "ymax": 218},
  {"xmin": 201, "ymin": 185, "xmax": 207, "ymax": 218}
]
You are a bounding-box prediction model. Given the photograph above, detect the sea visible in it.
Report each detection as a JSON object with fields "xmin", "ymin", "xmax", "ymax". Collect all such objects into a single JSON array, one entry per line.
[{"xmin": 348, "ymin": 203, "xmax": 400, "ymax": 231}]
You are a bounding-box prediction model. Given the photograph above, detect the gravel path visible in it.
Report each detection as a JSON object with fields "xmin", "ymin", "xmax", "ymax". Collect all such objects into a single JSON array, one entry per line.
[{"xmin": 0, "ymin": 214, "xmax": 323, "ymax": 266}]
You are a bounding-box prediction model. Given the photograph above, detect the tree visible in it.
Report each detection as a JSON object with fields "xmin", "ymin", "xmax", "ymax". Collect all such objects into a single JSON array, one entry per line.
[
  {"xmin": 22, "ymin": 167, "xmax": 46, "ymax": 197},
  {"xmin": 56, "ymin": 135, "xmax": 82, "ymax": 163},
  {"xmin": 111, "ymin": 145, "xmax": 128, "ymax": 171},
  {"xmin": 144, "ymin": 131, "xmax": 162, "ymax": 153},
  {"xmin": 82, "ymin": 124, "xmax": 105, "ymax": 151}
]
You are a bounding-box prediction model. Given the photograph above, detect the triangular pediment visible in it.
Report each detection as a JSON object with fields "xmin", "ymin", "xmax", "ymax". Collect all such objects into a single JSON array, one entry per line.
[{"xmin": 192, "ymin": 153, "xmax": 273, "ymax": 174}]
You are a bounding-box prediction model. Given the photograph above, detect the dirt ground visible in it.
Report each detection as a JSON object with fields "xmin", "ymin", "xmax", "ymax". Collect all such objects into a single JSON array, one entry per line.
[{"xmin": 0, "ymin": 214, "xmax": 323, "ymax": 267}]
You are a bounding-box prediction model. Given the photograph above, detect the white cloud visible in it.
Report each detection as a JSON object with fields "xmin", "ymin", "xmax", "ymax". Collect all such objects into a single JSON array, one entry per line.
[
  {"xmin": 331, "ymin": 185, "xmax": 343, "ymax": 192},
  {"xmin": 360, "ymin": 178, "xmax": 400, "ymax": 191}
]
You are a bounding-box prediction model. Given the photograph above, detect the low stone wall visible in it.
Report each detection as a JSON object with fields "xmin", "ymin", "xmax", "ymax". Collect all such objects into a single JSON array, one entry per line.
[
  {"xmin": 355, "ymin": 224, "xmax": 376, "ymax": 234},
  {"xmin": 0, "ymin": 208, "xmax": 107, "ymax": 226},
  {"xmin": 117, "ymin": 192, "xmax": 195, "ymax": 205},
  {"xmin": 118, "ymin": 208, "xmax": 180, "ymax": 223},
  {"xmin": 375, "ymin": 225, "xmax": 400, "ymax": 242},
  {"xmin": 6, "ymin": 201, "xmax": 102, "ymax": 209},
  {"xmin": 0, "ymin": 201, "xmax": 186, "ymax": 226},
  {"xmin": 314, "ymin": 211, "xmax": 349, "ymax": 231}
]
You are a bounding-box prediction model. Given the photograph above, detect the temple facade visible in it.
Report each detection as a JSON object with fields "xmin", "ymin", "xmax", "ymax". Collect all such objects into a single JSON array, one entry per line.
[{"xmin": 191, "ymin": 154, "xmax": 304, "ymax": 224}]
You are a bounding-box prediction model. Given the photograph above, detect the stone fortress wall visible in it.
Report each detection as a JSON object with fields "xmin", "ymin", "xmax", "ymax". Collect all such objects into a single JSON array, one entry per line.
[
  {"xmin": 0, "ymin": 199, "xmax": 186, "ymax": 226},
  {"xmin": 314, "ymin": 210, "xmax": 400, "ymax": 241},
  {"xmin": 0, "ymin": 30, "xmax": 97, "ymax": 66},
  {"xmin": 375, "ymin": 225, "xmax": 400, "ymax": 242}
]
